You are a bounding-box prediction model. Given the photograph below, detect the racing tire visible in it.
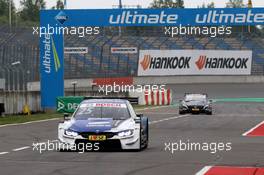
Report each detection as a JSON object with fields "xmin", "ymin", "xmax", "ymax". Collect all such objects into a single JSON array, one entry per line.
[
  {"xmin": 140, "ymin": 116, "xmax": 149, "ymax": 150},
  {"xmin": 206, "ymin": 111, "xmax": 212, "ymax": 115},
  {"xmin": 179, "ymin": 110, "xmax": 185, "ymax": 115}
]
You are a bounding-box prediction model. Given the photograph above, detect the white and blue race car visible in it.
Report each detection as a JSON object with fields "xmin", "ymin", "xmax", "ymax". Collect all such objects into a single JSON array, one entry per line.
[{"xmin": 58, "ymin": 98, "xmax": 149, "ymax": 151}]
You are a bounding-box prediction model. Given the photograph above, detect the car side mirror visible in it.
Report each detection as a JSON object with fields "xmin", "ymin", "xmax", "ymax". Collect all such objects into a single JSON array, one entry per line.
[
  {"xmin": 64, "ymin": 113, "xmax": 71, "ymax": 121},
  {"xmin": 135, "ymin": 114, "xmax": 143, "ymax": 123}
]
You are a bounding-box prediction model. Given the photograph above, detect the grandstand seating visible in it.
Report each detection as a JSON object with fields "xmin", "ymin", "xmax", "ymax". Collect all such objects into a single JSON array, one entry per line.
[
  {"xmin": 0, "ymin": 25, "xmax": 264, "ymax": 90},
  {"xmin": 64, "ymin": 33, "xmax": 264, "ymax": 78}
]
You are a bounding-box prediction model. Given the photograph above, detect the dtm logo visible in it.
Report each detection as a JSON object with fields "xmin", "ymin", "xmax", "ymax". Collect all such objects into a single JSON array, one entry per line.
[
  {"xmin": 196, "ymin": 56, "xmax": 206, "ymax": 70},
  {"xmin": 55, "ymin": 11, "xmax": 68, "ymax": 24},
  {"xmin": 195, "ymin": 55, "xmax": 248, "ymax": 70},
  {"xmin": 140, "ymin": 55, "xmax": 151, "ymax": 71}
]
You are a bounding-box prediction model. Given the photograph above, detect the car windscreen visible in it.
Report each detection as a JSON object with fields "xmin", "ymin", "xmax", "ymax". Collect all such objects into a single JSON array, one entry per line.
[
  {"xmin": 74, "ymin": 102, "xmax": 130, "ymax": 120},
  {"xmin": 185, "ymin": 95, "xmax": 206, "ymax": 102}
]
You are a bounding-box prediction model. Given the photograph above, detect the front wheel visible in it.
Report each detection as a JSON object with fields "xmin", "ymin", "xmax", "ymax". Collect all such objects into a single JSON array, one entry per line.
[
  {"xmin": 206, "ymin": 111, "xmax": 212, "ymax": 115},
  {"xmin": 179, "ymin": 110, "xmax": 185, "ymax": 115},
  {"xmin": 140, "ymin": 117, "xmax": 149, "ymax": 150}
]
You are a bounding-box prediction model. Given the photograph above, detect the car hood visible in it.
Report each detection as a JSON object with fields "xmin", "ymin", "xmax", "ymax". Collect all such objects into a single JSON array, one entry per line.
[{"xmin": 68, "ymin": 118, "xmax": 118, "ymax": 133}]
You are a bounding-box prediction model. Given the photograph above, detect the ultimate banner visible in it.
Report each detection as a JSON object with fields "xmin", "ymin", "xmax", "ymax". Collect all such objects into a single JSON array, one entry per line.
[{"xmin": 40, "ymin": 8, "xmax": 264, "ymax": 27}]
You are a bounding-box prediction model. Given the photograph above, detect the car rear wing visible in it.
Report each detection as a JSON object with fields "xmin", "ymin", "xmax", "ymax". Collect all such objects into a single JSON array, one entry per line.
[{"xmin": 83, "ymin": 96, "xmax": 139, "ymax": 105}]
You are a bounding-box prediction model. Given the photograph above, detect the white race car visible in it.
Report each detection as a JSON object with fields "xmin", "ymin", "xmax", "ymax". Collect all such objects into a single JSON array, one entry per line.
[{"xmin": 58, "ymin": 98, "xmax": 149, "ymax": 151}]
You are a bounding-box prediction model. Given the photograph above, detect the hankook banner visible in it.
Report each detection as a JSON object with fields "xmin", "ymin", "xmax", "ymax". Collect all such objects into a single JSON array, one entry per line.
[{"xmin": 138, "ymin": 50, "xmax": 252, "ymax": 76}]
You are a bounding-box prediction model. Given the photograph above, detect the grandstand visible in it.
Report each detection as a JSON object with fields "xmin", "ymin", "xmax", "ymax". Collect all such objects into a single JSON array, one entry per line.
[
  {"xmin": 0, "ymin": 25, "xmax": 264, "ymax": 91},
  {"xmin": 64, "ymin": 28, "xmax": 264, "ymax": 78}
]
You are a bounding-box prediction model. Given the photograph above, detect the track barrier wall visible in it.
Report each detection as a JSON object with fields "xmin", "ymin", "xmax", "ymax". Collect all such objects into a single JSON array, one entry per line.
[{"xmin": 130, "ymin": 89, "xmax": 172, "ymax": 105}]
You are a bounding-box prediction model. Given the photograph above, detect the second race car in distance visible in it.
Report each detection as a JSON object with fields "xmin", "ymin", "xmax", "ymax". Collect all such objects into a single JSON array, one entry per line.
[{"xmin": 179, "ymin": 94, "xmax": 212, "ymax": 115}]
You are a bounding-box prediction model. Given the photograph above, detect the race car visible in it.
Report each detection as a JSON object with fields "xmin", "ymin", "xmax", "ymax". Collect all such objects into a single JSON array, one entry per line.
[
  {"xmin": 179, "ymin": 94, "xmax": 212, "ymax": 115},
  {"xmin": 58, "ymin": 98, "xmax": 149, "ymax": 151}
]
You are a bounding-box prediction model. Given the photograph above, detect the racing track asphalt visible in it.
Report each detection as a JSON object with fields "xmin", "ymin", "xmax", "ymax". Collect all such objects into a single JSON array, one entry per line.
[{"xmin": 0, "ymin": 83, "xmax": 263, "ymax": 175}]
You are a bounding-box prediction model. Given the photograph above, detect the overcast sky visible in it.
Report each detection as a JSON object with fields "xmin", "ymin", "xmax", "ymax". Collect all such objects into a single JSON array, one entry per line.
[{"xmin": 13, "ymin": 0, "xmax": 264, "ymax": 10}]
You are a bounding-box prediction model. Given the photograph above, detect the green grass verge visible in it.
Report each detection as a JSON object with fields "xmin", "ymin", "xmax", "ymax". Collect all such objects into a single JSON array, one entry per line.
[
  {"xmin": 213, "ymin": 98, "xmax": 264, "ymax": 103},
  {"xmin": 0, "ymin": 113, "xmax": 62, "ymax": 125}
]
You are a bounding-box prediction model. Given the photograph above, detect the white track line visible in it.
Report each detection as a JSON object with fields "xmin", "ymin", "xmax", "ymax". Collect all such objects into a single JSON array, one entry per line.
[
  {"xmin": 12, "ymin": 146, "xmax": 30, "ymax": 152},
  {"xmin": 0, "ymin": 152, "xmax": 9, "ymax": 155},
  {"xmin": 242, "ymin": 120, "xmax": 264, "ymax": 136},
  {"xmin": 149, "ymin": 114, "xmax": 190, "ymax": 124},
  {"xmin": 0, "ymin": 118, "xmax": 60, "ymax": 128},
  {"xmin": 141, "ymin": 112, "xmax": 177, "ymax": 115},
  {"xmin": 195, "ymin": 166, "xmax": 212, "ymax": 175},
  {"xmin": 136, "ymin": 105, "xmax": 173, "ymax": 112}
]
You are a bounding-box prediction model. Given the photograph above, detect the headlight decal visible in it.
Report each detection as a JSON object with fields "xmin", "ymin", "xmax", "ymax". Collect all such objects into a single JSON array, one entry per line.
[
  {"xmin": 117, "ymin": 129, "xmax": 134, "ymax": 137},
  {"xmin": 64, "ymin": 130, "xmax": 78, "ymax": 137}
]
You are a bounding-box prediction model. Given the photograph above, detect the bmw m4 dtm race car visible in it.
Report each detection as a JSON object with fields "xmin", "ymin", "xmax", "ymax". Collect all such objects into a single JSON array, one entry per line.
[
  {"xmin": 179, "ymin": 94, "xmax": 212, "ymax": 115},
  {"xmin": 58, "ymin": 98, "xmax": 149, "ymax": 151}
]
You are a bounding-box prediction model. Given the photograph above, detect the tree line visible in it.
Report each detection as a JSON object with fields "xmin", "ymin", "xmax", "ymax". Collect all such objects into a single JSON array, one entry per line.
[
  {"xmin": 0, "ymin": 0, "xmax": 64, "ymax": 25},
  {"xmin": 0, "ymin": 0, "xmax": 261, "ymax": 33}
]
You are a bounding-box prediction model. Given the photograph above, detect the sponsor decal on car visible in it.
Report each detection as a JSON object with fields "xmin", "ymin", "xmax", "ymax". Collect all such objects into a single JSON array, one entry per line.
[{"xmin": 80, "ymin": 103, "xmax": 127, "ymax": 108}]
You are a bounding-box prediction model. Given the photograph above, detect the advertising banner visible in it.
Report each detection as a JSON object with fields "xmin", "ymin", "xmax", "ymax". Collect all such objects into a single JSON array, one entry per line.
[
  {"xmin": 41, "ymin": 8, "xmax": 264, "ymax": 27},
  {"xmin": 64, "ymin": 47, "xmax": 88, "ymax": 54},
  {"xmin": 111, "ymin": 47, "xmax": 138, "ymax": 54},
  {"xmin": 138, "ymin": 50, "xmax": 252, "ymax": 76},
  {"xmin": 40, "ymin": 12, "xmax": 64, "ymax": 109},
  {"xmin": 40, "ymin": 33, "xmax": 64, "ymax": 108},
  {"xmin": 56, "ymin": 96, "xmax": 84, "ymax": 113}
]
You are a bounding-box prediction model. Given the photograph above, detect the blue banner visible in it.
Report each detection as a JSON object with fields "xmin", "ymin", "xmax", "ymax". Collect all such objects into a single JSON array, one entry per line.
[
  {"xmin": 40, "ymin": 12, "xmax": 64, "ymax": 108},
  {"xmin": 41, "ymin": 8, "xmax": 264, "ymax": 27}
]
